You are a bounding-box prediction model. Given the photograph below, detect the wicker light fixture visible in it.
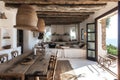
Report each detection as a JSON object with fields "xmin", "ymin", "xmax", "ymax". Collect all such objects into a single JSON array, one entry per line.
[
  {"xmin": 14, "ymin": 5, "xmax": 38, "ymax": 31},
  {"xmin": 34, "ymin": 18, "xmax": 45, "ymax": 39},
  {"xmin": 37, "ymin": 18, "xmax": 45, "ymax": 33}
]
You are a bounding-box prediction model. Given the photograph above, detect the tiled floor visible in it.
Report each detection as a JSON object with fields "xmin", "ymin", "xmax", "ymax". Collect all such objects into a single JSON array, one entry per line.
[{"xmin": 58, "ymin": 58, "xmax": 117, "ymax": 80}]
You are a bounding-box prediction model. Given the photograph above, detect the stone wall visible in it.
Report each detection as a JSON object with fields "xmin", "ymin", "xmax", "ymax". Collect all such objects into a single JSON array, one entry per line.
[{"xmin": 101, "ymin": 18, "xmax": 107, "ymax": 50}]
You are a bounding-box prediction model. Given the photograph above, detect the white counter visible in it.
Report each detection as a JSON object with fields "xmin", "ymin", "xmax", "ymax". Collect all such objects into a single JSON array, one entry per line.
[{"xmin": 46, "ymin": 48, "xmax": 86, "ymax": 59}]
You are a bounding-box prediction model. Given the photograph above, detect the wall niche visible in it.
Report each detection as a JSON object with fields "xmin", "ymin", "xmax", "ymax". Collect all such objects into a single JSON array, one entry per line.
[{"xmin": 0, "ymin": 28, "xmax": 12, "ymax": 49}]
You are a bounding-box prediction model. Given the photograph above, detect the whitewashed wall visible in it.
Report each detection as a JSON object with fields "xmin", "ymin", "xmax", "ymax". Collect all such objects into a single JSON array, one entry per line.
[
  {"xmin": 0, "ymin": 1, "xmax": 17, "ymax": 48},
  {"xmin": 0, "ymin": 1, "xmax": 21, "ymax": 59},
  {"xmin": 23, "ymin": 30, "xmax": 38, "ymax": 53},
  {"xmin": 80, "ymin": 2, "xmax": 118, "ymax": 55},
  {"xmin": 51, "ymin": 24, "xmax": 79, "ymax": 41},
  {"xmin": 0, "ymin": 1, "xmax": 38, "ymax": 54}
]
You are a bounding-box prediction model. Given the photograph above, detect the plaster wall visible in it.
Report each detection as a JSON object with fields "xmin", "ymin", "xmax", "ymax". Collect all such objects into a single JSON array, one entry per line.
[{"xmin": 0, "ymin": 1, "xmax": 17, "ymax": 48}]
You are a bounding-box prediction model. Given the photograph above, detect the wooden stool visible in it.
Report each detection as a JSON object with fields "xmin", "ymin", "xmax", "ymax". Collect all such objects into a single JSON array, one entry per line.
[
  {"xmin": 0, "ymin": 54, "xmax": 8, "ymax": 63},
  {"xmin": 11, "ymin": 50, "xmax": 19, "ymax": 59}
]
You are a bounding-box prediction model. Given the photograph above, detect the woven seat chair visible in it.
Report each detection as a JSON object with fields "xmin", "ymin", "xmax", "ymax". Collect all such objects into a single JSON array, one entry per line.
[
  {"xmin": 11, "ymin": 50, "xmax": 19, "ymax": 59},
  {"xmin": 0, "ymin": 54, "xmax": 8, "ymax": 63}
]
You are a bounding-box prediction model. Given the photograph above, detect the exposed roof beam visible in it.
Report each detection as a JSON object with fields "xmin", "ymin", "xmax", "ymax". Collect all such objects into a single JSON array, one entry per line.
[
  {"xmin": 41, "ymin": 15, "xmax": 89, "ymax": 25},
  {"xmin": 35, "ymin": 4, "xmax": 106, "ymax": 12},
  {"xmin": 37, "ymin": 11, "xmax": 94, "ymax": 16},
  {"xmin": 38, "ymin": 15, "xmax": 88, "ymax": 18},
  {"xmin": 5, "ymin": 2, "xmax": 107, "ymax": 6},
  {"xmin": 45, "ymin": 21, "xmax": 80, "ymax": 25},
  {"xmin": 1, "ymin": 0, "xmax": 117, "ymax": 25},
  {"xmin": 39, "ymin": 15, "xmax": 89, "ymax": 20},
  {"xmin": 2, "ymin": 0, "xmax": 117, "ymax": 5},
  {"xmin": 5, "ymin": 4, "xmax": 107, "ymax": 13},
  {"xmin": 3, "ymin": 0, "xmax": 106, "ymax": 8}
]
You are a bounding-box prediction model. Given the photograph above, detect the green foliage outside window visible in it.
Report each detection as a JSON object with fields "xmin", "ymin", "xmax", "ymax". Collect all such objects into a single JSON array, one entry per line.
[{"xmin": 107, "ymin": 44, "xmax": 117, "ymax": 56}]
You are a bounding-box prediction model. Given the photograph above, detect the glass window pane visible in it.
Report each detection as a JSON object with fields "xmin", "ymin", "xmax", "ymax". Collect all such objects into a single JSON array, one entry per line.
[
  {"xmin": 88, "ymin": 42, "xmax": 95, "ymax": 49},
  {"xmin": 88, "ymin": 33, "xmax": 95, "ymax": 41},
  {"xmin": 70, "ymin": 27, "xmax": 76, "ymax": 40},
  {"xmin": 88, "ymin": 24, "xmax": 95, "ymax": 32},
  {"xmin": 88, "ymin": 50, "xmax": 95, "ymax": 58},
  {"xmin": 44, "ymin": 26, "xmax": 52, "ymax": 42}
]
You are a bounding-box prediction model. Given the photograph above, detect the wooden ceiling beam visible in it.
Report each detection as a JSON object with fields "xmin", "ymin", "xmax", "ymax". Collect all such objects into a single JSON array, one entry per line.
[
  {"xmin": 5, "ymin": 4, "xmax": 106, "ymax": 13},
  {"xmin": 45, "ymin": 21, "xmax": 80, "ymax": 25},
  {"xmin": 5, "ymin": 3, "xmax": 107, "ymax": 12},
  {"xmin": 38, "ymin": 15, "xmax": 89, "ymax": 18},
  {"xmin": 35, "ymin": 4, "xmax": 106, "ymax": 12},
  {"xmin": 4, "ymin": 2, "xmax": 107, "ymax": 9},
  {"xmin": 40, "ymin": 15, "xmax": 89, "ymax": 20},
  {"xmin": 37, "ymin": 11, "xmax": 94, "ymax": 16},
  {"xmin": 2, "ymin": 0, "xmax": 117, "ymax": 5},
  {"xmin": 41, "ymin": 15, "xmax": 89, "ymax": 25},
  {"xmin": 2, "ymin": 0, "xmax": 117, "ymax": 25},
  {"xmin": 5, "ymin": 3, "xmax": 107, "ymax": 6}
]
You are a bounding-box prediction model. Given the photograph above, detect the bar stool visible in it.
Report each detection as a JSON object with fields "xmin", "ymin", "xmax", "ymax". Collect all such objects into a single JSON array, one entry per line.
[
  {"xmin": 0, "ymin": 54, "xmax": 8, "ymax": 63},
  {"xmin": 11, "ymin": 50, "xmax": 19, "ymax": 59}
]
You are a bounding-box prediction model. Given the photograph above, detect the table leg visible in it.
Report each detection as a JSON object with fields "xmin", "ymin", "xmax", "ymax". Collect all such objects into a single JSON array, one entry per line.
[{"xmin": 35, "ymin": 77, "xmax": 39, "ymax": 80}]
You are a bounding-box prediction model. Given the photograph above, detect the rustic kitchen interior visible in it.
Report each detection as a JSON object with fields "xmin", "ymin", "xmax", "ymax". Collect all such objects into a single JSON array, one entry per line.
[{"xmin": 0, "ymin": 0, "xmax": 119, "ymax": 80}]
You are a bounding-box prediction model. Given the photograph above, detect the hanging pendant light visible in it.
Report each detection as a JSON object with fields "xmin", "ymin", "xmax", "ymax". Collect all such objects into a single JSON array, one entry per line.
[
  {"xmin": 14, "ymin": 5, "xmax": 38, "ymax": 30},
  {"xmin": 32, "ymin": 18, "xmax": 45, "ymax": 39},
  {"xmin": 32, "ymin": 18, "xmax": 45, "ymax": 32},
  {"xmin": 37, "ymin": 18, "xmax": 45, "ymax": 33}
]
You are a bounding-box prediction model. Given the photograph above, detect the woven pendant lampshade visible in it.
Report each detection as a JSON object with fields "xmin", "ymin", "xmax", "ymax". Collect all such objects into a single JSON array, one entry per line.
[
  {"xmin": 37, "ymin": 18, "xmax": 45, "ymax": 33},
  {"xmin": 14, "ymin": 5, "xmax": 38, "ymax": 31}
]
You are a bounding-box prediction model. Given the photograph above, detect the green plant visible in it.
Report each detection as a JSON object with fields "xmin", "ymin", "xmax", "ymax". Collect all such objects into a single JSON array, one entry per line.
[{"xmin": 107, "ymin": 44, "xmax": 118, "ymax": 56}]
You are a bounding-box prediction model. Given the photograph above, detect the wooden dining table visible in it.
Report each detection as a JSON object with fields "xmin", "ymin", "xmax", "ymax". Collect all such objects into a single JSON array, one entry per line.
[{"xmin": 0, "ymin": 52, "xmax": 52, "ymax": 80}]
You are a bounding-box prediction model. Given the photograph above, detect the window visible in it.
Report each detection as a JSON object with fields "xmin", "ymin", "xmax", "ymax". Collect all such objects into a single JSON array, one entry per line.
[
  {"xmin": 70, "ymin": 27, "xmax": 76, "ymax": 41},
  {"xmin": 44, "ymin": 26, "xmax": 52, "ymax": 42},
  {"xmin": 106, "ymin": 14, "xmax": 118, "ymax": 56}
]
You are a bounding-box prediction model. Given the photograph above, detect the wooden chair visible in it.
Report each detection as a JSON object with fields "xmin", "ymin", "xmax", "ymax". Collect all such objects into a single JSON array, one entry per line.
[
  {"xmin": 0, "ymin": 54, "xmax": 8, "ymax": 63},
  {"xmin": 98, "ymin": 54, "xmax": 117, "ymax": 68},
  {"xmin": 11, "ymin": 50, "xmax": 19, "ymax": 59}
]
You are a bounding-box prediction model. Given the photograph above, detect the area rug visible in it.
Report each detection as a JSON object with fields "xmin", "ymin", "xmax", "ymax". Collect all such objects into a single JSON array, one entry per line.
[{"xmin": 54, "ymin": 60, "xmax": 78, "ymax": 80}]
